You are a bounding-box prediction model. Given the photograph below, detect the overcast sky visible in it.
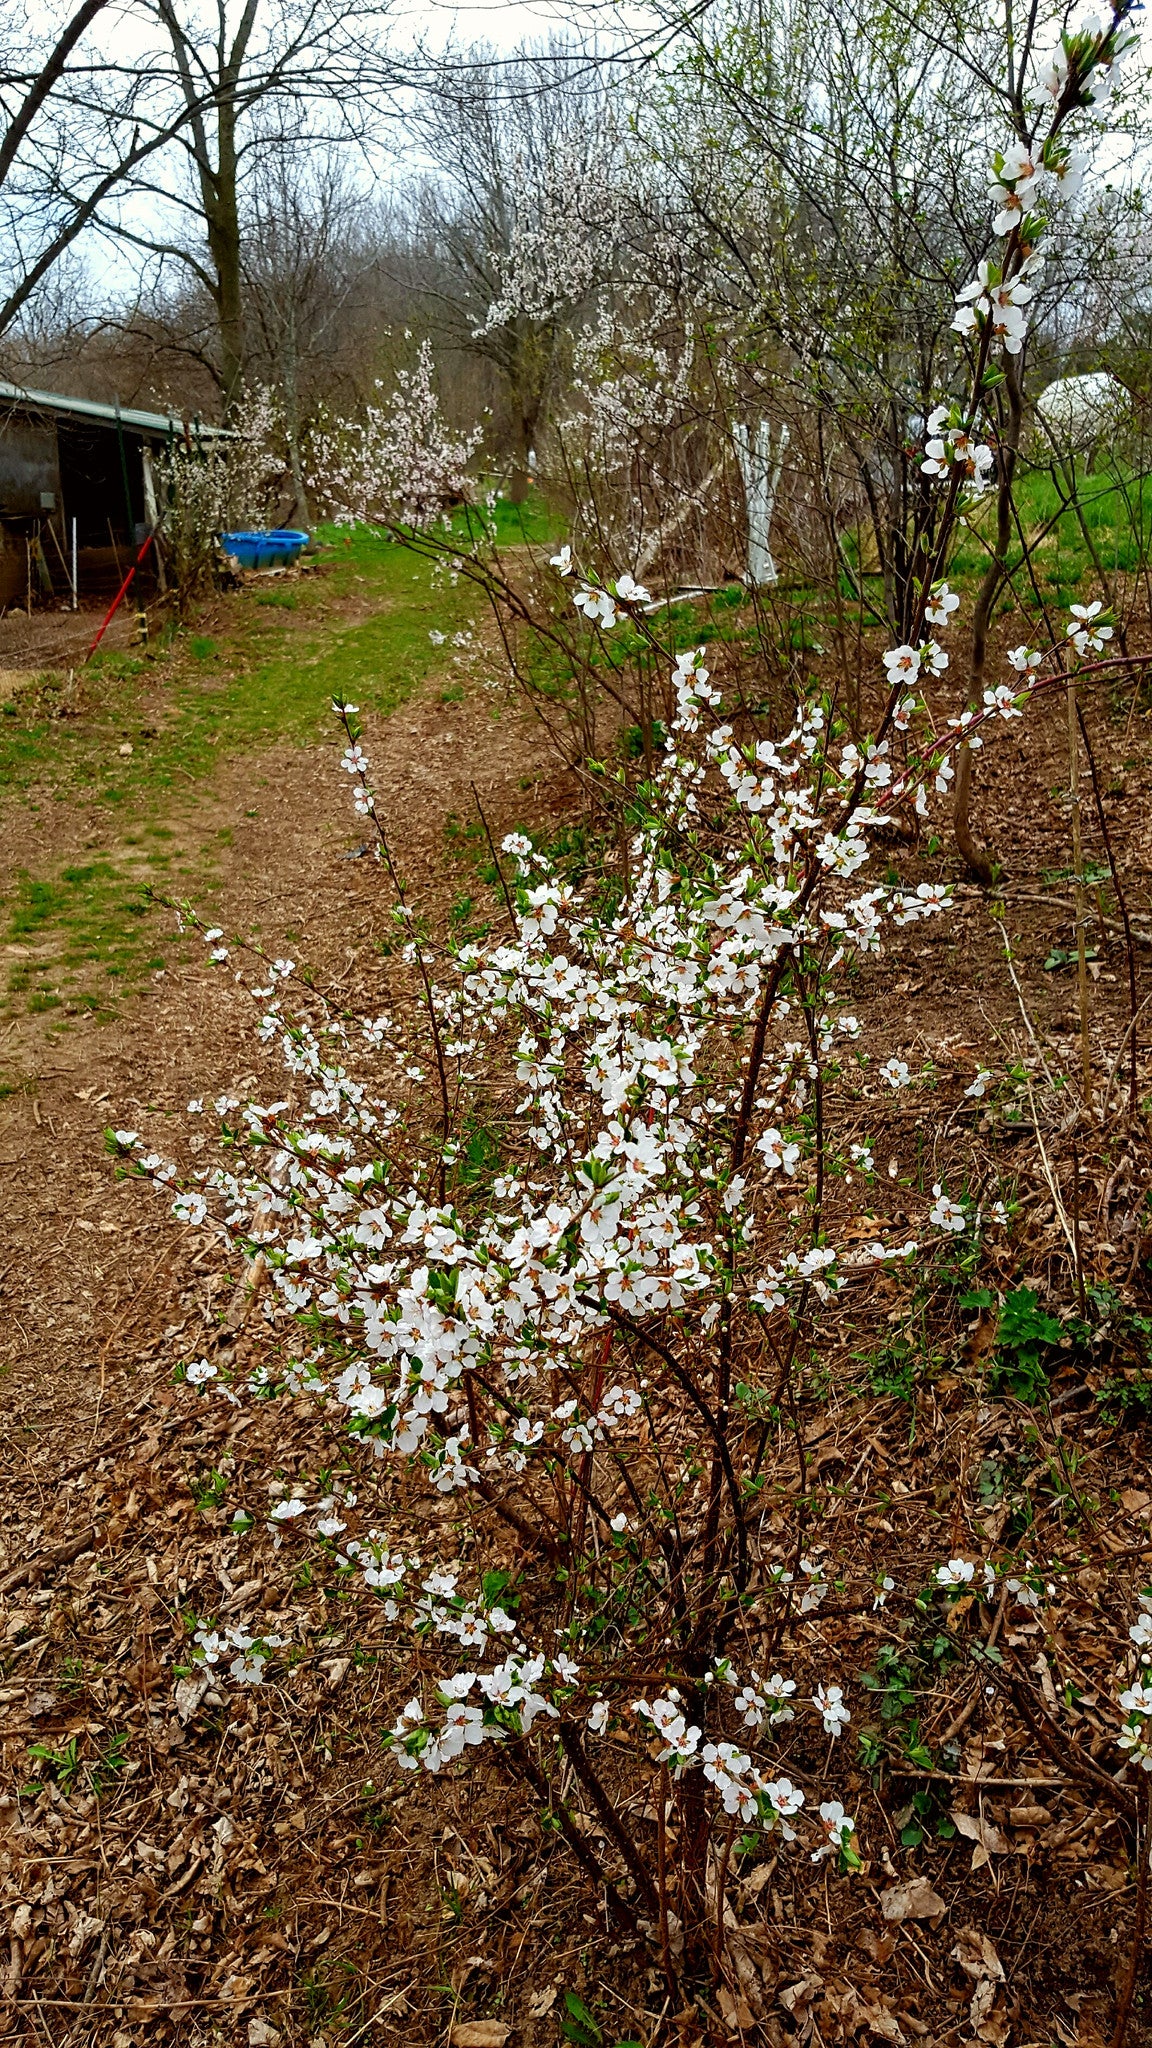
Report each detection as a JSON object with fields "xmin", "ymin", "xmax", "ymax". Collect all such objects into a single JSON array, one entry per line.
[{"xmin": 400, "ymin": 0, "xmax": 584, "ymax": 39}]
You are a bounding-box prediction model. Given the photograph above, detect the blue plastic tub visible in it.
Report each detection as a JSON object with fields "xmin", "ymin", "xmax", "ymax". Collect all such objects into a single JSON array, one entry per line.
[{"xmin": 220, "ymin": 528, "xmax": 309, "ymax": 570}]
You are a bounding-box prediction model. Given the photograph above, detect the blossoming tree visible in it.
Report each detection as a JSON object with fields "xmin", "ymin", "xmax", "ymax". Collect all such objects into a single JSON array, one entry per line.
[{"xmin": 308, "ymin": 337, "xmax": 481, "ymax": 528}]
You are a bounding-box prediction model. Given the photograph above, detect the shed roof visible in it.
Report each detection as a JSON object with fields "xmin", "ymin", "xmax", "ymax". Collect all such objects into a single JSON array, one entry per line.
[{"xmin": 0, "ymin": 380, "xmax": 231, "ymax": 440}]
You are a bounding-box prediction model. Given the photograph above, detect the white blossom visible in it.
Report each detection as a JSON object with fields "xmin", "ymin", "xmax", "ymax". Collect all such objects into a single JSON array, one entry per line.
[{"xmin": 814, "ymin": 1685, "xmax": 851, "ymax": 1737}]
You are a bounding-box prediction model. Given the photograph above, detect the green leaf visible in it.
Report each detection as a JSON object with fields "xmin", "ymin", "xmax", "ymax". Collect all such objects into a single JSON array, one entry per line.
[{"xmin": 562, "ymin": 1993, "xmax": 603, "ymax": 2048}]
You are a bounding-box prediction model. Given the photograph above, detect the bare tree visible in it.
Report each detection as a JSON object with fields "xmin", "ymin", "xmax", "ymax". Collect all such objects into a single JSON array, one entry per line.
[
  {"xmin": 555, "ymin": 0, "xmax": 1147, "ymax": 872},
  {"xmin": 105, "ymin": 0, "xmax": 399, "ymax": 416},
  {"xmin": 0, "ymin": 0, "xmax": 232, "ymax": 340},
  {"xmin": 241, "ymin": 148, "xmax": 377, "ymax": 519}
]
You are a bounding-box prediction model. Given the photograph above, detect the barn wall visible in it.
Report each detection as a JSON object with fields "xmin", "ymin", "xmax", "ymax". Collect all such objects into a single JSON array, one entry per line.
[
  {"xmin": 0, "ymin": 418, "xmax": 61, "ymax": 520},
  {"xmin": 0, "ymin": 403, "xmax": 162, "ymax": 610}
]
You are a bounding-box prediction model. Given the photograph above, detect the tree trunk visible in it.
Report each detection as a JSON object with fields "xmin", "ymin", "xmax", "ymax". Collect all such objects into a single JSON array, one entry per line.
[
  {"xmin": 507, "ymin": 319, "xmax": 548, "ymax": 503},
  {"xmin": 734, "ymin": 419, "xmax": 788, "ymax": 585},
  {"xmin": 952, "ymin": 741, "xmax": 991, "ymax": 882},
  {"xmin": 508, "ymin": 402, "xmax": 540, "ymax": 504},
  {"xmin": 206, "ymin": 87, "xmax": 245, "ymax": 420},
  {"xmin": 158, "ymin": 0, "xmax": 257, "ymax": 422}
]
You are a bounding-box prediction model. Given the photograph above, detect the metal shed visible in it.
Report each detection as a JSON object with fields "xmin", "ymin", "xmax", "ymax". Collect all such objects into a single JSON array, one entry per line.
[{"xmin": 0, "ymin": 382, "xmax": 227, "ymax": 607}]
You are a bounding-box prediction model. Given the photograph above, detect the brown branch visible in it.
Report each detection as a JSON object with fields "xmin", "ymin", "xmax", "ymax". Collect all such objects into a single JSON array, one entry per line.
[
  {"xmin": 510, "ymin": 1743, "xmax": 641, "ymax": 1934},
  {"xmin": 1005, "ymin": 1668, "xmax": 1137, "ymax": 1818},
  {"xmin": 1112, "ymin": 1778, "xmax": 1152, "ymax": 2048},
  {"xmin": 0, "ymin": 1525, "xmax": 102, "ymax": 1597},
  {"xmin": 557, "ymin": 1723, "xmax": 661, "ymax": 1917}
]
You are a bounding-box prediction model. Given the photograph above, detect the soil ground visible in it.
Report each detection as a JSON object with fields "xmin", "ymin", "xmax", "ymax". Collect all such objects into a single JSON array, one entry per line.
[{"xmin": 2, "ymin": 539, "xmax": 1152, "ymax": 2047}]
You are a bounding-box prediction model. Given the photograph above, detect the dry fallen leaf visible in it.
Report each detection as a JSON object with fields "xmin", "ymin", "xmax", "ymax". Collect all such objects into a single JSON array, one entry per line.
[
  {"xmin": 779, "ymin": 1974, "xmax": 824, "ymax": 2017},
  {"xmin": 173, "ymin": 1674, "xmax": 211, "ymax": 1724},
  {"xmin": 450, "ymin": 2026, "xmax": 510, "ymax": 2048},
  {"xmin": 952, "ymin": 1926, "xmax": 1008, "ymax": 2045},
  {"xmin": 718, "ymin": 1984, "xmax": 756, "ymax": 2031},
  {"xmin": 951, "ymin": 1809, "xmax": 1007, "ymax": 1870},
  {"xmin": 828, "ymin": 1984, "xmax": 907, "ymax": 2044},
  {"xmin": 528, "ymin": 1986, "xmax": 558, "ymax": 2018},
  {"xmin": 1009, "ymin": 1802, "xmax": 1051, "ymax": 1828},
  {"xmin": 858, "ymin": 1928, "xmax": 898, "ymax": 1964},
  {"xmin": 865, "ymin": 2013, "xmax": 907, "ymax": 2044},
  {"xmin": 879, "ymin": 1876, "xmax": 946, "ymax": 1925},
  {"xmin": 953, "ymin": 1927, "xmax": 1005, "ymax": 1984}
]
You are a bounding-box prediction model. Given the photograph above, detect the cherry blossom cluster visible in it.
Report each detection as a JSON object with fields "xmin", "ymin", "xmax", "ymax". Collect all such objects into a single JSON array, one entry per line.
[
  {"xmin": 1116, "ymin": 1595, "xmax": 1152, "ymax": 1770},
  {"xmin": 480, "ymin": 120, "xmax": 623, "ymax": 330},
  {"xmin": 952, "ymin": 250, "xmax": 1045, "ymax": 359},
  {"xmin": 921, "ymin": 11, "xmax": 1136, "ymax": 492},
  {"xmin": 189, "ymin": 1621, "xmax": 286, "ymax": 1686},
  {"xmin": 378, "ymin": 1622, "xmax": 861, "ymax": 1867},
  {"xmin": 159, "ymin": 386, "xmax": 284, "ymax": 590}
]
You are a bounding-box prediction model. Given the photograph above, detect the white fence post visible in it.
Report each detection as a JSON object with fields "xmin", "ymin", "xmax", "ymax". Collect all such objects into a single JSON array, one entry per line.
[{"xmin": 734, "ymin": 420, "xmax": 789, "ymax": 586}]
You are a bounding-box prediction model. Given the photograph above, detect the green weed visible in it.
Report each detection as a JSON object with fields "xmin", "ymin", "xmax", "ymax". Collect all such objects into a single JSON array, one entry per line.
[
  {"xmin": 891, "ymin": 1786, "xmax": 958, "ymax": 1849},
  {"xmin": 560, "ymin": 1992, "xmax": 642, "ymax": 2048},
  {"xmin": 859, "ymin": 1335, "xmax": 919, "ymax": 1400},
  {"xmin": 190, "ymin": 1466, "xmax": 230, "ymax": 1511},
  {"xmin": 90, "ymin": 1733, "xmax": 131, "ymax": 1797},
  {"xmin": 25, "ymin": 1736, "xmax": 82, "ymax": 1794},
  {"xmin": 976, "ymin": 1287, "xmax": 1065, "ymax": 1400}
]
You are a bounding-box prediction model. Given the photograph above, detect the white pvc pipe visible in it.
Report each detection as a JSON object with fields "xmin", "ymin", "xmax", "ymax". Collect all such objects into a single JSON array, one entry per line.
[{"xmin": 71, "ymin": 517, "xmax": 77, "ymax": 610}]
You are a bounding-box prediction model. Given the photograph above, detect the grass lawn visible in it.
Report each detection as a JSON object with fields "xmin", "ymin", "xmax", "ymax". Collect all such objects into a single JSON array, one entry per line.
[{"xmin": 0, "ymin": 503, "xmax": 557, "ymax": 1031}]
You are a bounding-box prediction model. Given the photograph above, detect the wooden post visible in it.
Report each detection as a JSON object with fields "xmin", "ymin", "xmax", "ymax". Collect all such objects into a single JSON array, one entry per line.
[{"xmin": 1067, "ymin": 679, "xmax": 1093, "ymax": 1109}]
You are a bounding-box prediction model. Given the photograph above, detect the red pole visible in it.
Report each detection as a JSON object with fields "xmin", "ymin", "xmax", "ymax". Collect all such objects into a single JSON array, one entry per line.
[{"xmin": 85, "ymin": 529, "xmax": 156, "ymax": 661}]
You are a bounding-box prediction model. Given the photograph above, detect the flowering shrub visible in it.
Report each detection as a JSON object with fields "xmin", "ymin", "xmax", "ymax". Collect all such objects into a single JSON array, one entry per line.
[
  {"xmin": 123, "ymin": 5, "xmax": 1147, "ymax": 1985},
  {"xmin": 158, "ymin": 386, "xmax": 284, "ymax": 598},
  {"xmin": 126, "ymin": 553, "xmax": 1131, "ymax": 1964}
]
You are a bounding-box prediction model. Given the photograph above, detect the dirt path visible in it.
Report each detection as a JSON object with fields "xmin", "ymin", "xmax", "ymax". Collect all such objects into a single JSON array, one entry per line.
[{"xmin": 1, "ymin": 642, "xmax": 566, "ymax": 1435}]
